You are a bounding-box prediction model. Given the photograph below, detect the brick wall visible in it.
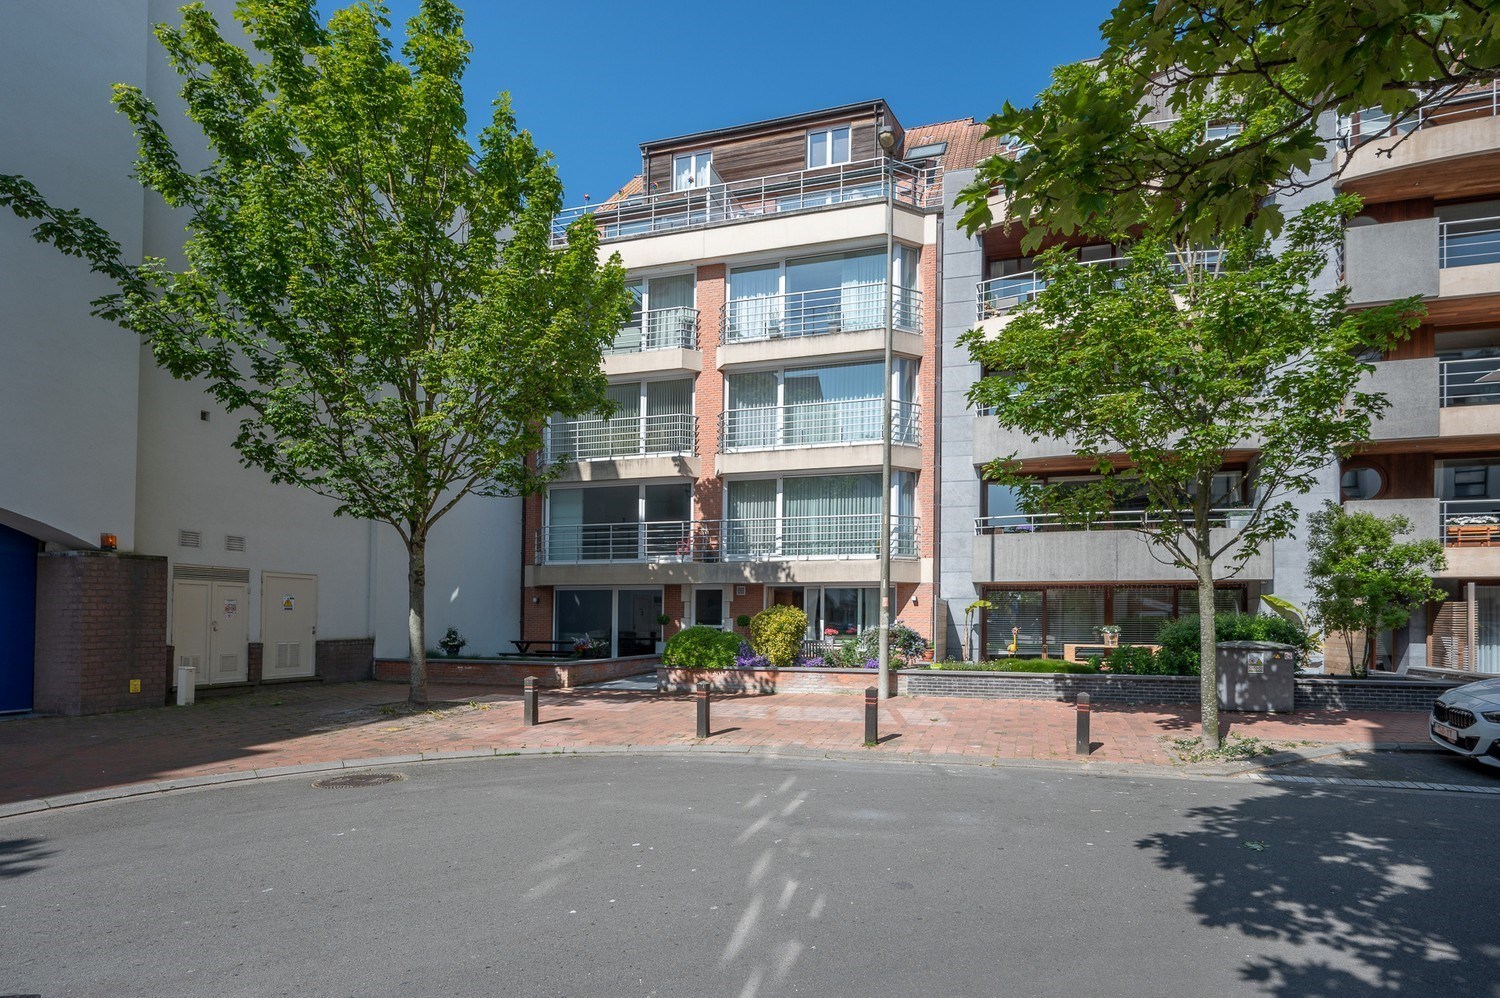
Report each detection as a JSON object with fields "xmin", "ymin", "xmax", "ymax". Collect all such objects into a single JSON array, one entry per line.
[
  {"xmin": 897, "ymin": 669, "xmax": 1457, "ymax": 711},
  {"xmin": 247, "ymin": 642, "xmax": 263, "ymax": 684},
  {"xmin": 33, "ymin": 551, "xmax": 170, "ymax": 716},
  {"xmin": 523, "ymin": 586, "xmax": 553, "ymax": 642},
  {"xmin": 659, "ymin": 666, "xmax": 895, "ymax": 696},
  {"xmin": 694, "ymin": 263, "xmax": 726, "ymax": 523},
  {"xmin": 316, "ymin": 638, "xmax": 374, "ymax": 683}
]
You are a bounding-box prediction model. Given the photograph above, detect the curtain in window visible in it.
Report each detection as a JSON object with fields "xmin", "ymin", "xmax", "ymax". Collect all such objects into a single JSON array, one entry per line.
[
  {"xmin": 546, "ymin": 488, "xmax": 584, "ymax": 562},
  {"xmin": 613, "ymin": 281, "xmax": 645, "ymax": 353},
  {"xmin": 784, "ymin": 362, "xmax": 882, "ymax": 445},
  {"xmin": 645, "ymin": 379, "xmax": 693, "ymax": 454},
  {"xmin": 784, "ymin": 474, "xmax": 880, "ymax": 556},
  {"xmin": 839, "ymin": 250, "xmax": 884, "ymax": 333},
  {"xmin": 727, "ymin": 265, "xmax": 781, "ymax": 341},
  {"xmin": 984, "ymin": 590, "xmax": 1044, "ymax": 657},
  {"xmin": 892, "ymin": 245, "xmax": 919, "ymax": 330},
  {"xmin": 727, "ymin": 480, "xmax": 777, "ymax": 558},
  {"xmin": 604, "ymin": 382, "xmax": 642, "ymax": 458},
  {"xmin": 726, "ymin": 372, "xmax": 777, "ymax": 450},
  {"xmin": 645, "ymin": 274, "xmax": 694, "ymax": 349},
  {"xmin": 1044, "ymin": 588, "xmax": 1106, "ymax": 656}
]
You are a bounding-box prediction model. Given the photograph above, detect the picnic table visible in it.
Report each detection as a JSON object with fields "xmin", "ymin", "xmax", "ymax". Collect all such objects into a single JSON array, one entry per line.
[{"xmin": 511, "ymin": 639, "xmax": 577, "ymax": 658}]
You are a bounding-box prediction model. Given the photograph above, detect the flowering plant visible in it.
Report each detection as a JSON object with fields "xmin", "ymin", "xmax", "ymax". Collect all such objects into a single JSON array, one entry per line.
[{"xmin": 824, "ymin": 627, "xmax": 839, "ymax": 637}]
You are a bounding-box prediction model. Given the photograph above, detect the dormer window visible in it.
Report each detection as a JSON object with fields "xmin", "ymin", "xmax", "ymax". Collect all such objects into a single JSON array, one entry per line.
[
  {"xmin": 806, "ymin": 126, "xmax": 852, "ymax": 169},
  {"xmin": 672, "ymin": 150, "xmax": 713, "ymax": 191}
]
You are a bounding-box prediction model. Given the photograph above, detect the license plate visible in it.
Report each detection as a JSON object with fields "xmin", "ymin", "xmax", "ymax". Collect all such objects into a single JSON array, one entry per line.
[{"xmin": 1433, "ymin": 721, "xmax": 1460, "ymax": 743}]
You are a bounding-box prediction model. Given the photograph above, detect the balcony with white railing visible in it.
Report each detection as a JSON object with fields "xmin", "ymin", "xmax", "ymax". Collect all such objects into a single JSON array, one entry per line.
[
  {"xmin": 975, "ymin": 250, "xmax": 1225, "ymax": 322},
  {"xmin": 721, "ymin": 282, "xmax": 922, "ymax": 345},
  {"xmin": 550, "ymin": 159, "xmax": 932, "ymax": 248},
  {"xmin": 970, "ymin": 509, "xmax": 1272, "ymax": 584},
  {"xmin": 720, "ymin": 399, "xmax": 920, "ymax": 452},
  {"xmin": 536, "ymin": 514, "xmax": 919, "ymax": 565},
  {"xmin": 1340, "ymin": 80, "xmax": 1500, "ymax": 149},
  {"xmin": 1339, "ymin": 80, "xmax": 1500, "ymax": 188},
  {"xmin": 1438, "ymin": 215, "xmax": 1500, "ymax": 304},
  {"xmin": 606, "ymin": 306, "xmax": 699, "ymax": 354},
  {"xmin": 544, "ymin": 412, "xmax": 696, "ymax": 464}
]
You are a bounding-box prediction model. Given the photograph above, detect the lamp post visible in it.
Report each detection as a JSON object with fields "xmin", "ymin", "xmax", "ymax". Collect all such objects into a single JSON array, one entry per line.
[{"xmin": 876, "ymin": 120, "xmax": 897, "ymax": 700}]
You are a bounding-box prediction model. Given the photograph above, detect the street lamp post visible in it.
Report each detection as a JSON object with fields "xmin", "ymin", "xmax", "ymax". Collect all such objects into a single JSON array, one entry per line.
[{"xmin": 876, "ymin": 120, "xmax": 897, "ymax": 701}]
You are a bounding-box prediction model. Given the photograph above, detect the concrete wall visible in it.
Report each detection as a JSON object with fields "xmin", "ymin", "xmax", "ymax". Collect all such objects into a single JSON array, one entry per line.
[
  {"xmin": 937, "ymin": 169, "xmax": 985, "ymax": 656},
  {"xmin": 1345, "ymin": 218, "xmax": 1440, "ymax": 304},
  {"xmin": 971, "ymin": 529, "xmax": 1274, "ymax": 585},
  {"xmin": 1360, "ymin": 358, "xmax": 1440, "ymax": 439}
]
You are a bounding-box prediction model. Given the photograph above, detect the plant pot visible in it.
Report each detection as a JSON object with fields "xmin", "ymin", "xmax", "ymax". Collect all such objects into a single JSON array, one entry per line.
[{"xmin": 1102, "ymin": 634, "xmax": 1119, "ymax": 649}]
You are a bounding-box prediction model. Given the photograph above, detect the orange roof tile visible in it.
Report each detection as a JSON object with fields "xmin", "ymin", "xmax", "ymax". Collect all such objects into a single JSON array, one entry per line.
[{"xmin": 900, "ymin": 116, "xmax": 999, "ymax": 172}]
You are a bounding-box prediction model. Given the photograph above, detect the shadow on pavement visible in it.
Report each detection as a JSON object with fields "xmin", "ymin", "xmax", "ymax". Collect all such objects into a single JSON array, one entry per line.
[{"xmin": 0, "ymin": 836, "xmax": 54, "ymax": 878}]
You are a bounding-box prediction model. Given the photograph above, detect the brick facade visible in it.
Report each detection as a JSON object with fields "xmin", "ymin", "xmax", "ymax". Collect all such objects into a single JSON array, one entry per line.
[
  {"xmin": 315, "ymin": 638, "xmax": 375, "ymax": 683},
  {"xmin": 32, "ymin": 551, "xmax": 170, "ymax": 716}
]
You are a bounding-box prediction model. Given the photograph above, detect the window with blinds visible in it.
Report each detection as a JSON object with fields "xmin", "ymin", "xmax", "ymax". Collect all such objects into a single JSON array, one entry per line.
[
  {"xmin": 984, "ymin": 590, "xmax": 1044, "ymax": 657},
  {"xmin": 1116, "ymin": 586, "xmax": 1175, "ymax": 645},
  {"xmin": 1044, "ymin": 588, "xmax": 1106, "ymax": 654}
]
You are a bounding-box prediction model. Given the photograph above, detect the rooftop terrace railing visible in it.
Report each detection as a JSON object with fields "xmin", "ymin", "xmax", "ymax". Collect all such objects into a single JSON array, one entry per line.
[
  {"xmin": 1339, "ymin": 79, "xmax": 1500, "ymax": 148},
  {"xmin": 550, "ymin": 159, "xmax": 931, "ymax": 247}
]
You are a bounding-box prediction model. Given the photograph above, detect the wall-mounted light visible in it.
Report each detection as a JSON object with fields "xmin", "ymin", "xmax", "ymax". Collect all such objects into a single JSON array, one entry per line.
[
  {"xmin": 100, "ymin": 533, "xmax": 117, "ymax": 551},
  {"xmin": 531, "ymin": 595, "xmax": 539, "ymax": 605},
  {"xmin": 877, "ymin": 124, "xmax": 897, "ymax": 153}
]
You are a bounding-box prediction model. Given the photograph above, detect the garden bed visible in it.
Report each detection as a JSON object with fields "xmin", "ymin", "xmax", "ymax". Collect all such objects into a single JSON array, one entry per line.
[
  {"xmin": 374, "ymin": 655, "xmax": 655, "ymax": 689},
  {"xmin": 657, "ymin": 666, "xmax": 898, "ymax": 696}
]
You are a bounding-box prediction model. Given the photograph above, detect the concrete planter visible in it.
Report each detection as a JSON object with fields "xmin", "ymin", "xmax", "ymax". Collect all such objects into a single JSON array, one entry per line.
[{"xmin": 658, "ymin": 666, "xmax": 896, "ymax": 696}]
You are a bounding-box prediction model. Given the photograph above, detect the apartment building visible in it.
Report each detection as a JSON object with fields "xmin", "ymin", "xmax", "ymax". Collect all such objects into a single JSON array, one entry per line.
[
  {"xmin": 1337, "ymin": 80, "xmax": 1500, "ymax": 672},
  {"xmin": 523, "ymin": 103, "xmax": 996, "ymax": 657}
]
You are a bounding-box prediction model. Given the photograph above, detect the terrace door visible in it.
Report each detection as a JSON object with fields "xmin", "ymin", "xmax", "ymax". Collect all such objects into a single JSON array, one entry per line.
[{"xmin": 1475, "ymin": 585, "xmax": 1500, "ymax": 674}]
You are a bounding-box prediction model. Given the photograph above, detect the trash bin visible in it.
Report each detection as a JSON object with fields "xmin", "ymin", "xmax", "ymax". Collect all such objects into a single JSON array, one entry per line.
[
  {"xmin": 1216, "ymin": 640, "xmax": 1296, "ymax": 713},
  {"xmin": 175, "ymin": 664, "xmax": 197, "ymax": 707}
]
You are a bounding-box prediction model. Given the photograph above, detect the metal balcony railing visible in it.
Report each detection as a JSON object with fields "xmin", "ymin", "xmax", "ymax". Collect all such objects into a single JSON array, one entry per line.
[
  {"xmin": 975, "ymin": 507, "xmax": 1253, "ymax": 534},
  {"xmin": 721, "ymin": 282, "xmax": 922, "ymax": 343},
  {"xmin": 1440, "ymin": 356, "xmax": 1500, "ymax": 407},
  {"xmin": 1340, "ymin": 79, "xmax": 1500, "ymax": 148},
  {"xmin": 544, "ymin": 412, "xmax": 695, "ymax": 463},
  {"xmin": 1441, "ymin": 499, "xmax": 1500, "ymax": 546},
  {"xmin": 537, "ymin": 514, "xmax": 919, "ymax": 564},
  {"xmin": 976, "ymin": 250, "xmax": 1225, "ymax": 320},
  {"xmin": 719, "ymin": 398, "xmax": 920, "ymax": 452},
  {"xmin": 551, "ymin": 159, "xmax": 931, "ymax": 247},
  {"xmin": 1439, "ymin": 216, "xmax": 1500, "ymax": 269},
  {"xmin": 606, "ymin": 306, "xmax": 699, "ymax": 354}
]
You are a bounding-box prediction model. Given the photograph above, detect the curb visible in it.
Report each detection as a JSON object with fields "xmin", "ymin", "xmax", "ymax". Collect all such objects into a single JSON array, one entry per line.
[{"xmin": 6, "ymin": 738, "xmax": 1455, "ymax": 820}]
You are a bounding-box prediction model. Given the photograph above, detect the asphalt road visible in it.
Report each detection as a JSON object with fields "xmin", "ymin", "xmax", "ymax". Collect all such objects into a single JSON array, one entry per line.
[{"xmin": 3, "ymin": 755, "xmax": 1496, "ymax": 998}]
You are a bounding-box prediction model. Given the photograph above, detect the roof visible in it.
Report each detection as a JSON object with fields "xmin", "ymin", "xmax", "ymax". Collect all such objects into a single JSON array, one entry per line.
[
  {"xmin": 640, "ymin": 99, "xmax": 898, "ymax": 152},
  {"xmin": 897, "ymin": 117, "xmax": 998, "ymax": 171}
]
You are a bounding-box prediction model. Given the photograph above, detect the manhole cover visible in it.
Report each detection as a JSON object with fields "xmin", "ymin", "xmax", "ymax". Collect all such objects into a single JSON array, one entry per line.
[{"xmin": 312, "ymin": 772, "xmax": 405, "ymax": 789}]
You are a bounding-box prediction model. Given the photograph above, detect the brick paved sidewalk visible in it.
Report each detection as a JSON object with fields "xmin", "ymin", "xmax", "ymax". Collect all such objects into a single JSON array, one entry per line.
[{"xmin": 0, "ymin": 680, "xmax": 1432, "ymax": 806}]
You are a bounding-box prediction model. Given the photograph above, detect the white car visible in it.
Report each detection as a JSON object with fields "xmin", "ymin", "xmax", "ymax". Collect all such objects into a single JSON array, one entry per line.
[{"xmin": 1430, "ymin": 677, "xmax": 1500, "ymax": 768}]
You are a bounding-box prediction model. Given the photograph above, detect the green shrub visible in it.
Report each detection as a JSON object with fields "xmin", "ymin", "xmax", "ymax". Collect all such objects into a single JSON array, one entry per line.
[
  {"xmin": 1156, "ymin": 612, "xmax": 1310, "ymax": 675},
  {"xmin": 929, "ymin": 659, "xmax": 1099, "ymax": 674},
  {"xmin": 749, "ymin": 606, "xmax": 808, "ymax": 669},
  {"xmin": 1102, "ymin": 645, "xmax": 1166, "ymax": 675},
  {"xmin": 661, "ymin": 626, "xmax": 741, "ymax": 670}
]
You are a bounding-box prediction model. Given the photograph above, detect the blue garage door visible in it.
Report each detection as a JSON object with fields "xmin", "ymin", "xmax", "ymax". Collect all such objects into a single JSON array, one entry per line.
[{"xmin": 0, "ymin": 523, "xmax": 37, "ymax": 713}]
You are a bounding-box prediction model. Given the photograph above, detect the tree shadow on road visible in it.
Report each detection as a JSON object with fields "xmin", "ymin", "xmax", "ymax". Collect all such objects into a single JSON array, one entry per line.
[
  {"xmin": 0, "ymin": 836, "xmax": 54, "ymax": 878},
  {"xmin": 1138, "ymin": 783, "xmax": 1500, "ymax": 995}
]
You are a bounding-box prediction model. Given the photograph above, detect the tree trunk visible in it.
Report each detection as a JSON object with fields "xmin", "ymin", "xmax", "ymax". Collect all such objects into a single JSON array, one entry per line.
[
  {"xmin": 407, "ymin": 530, "xmax": 428, "ymax": 705},
  {"xmin": 1358, "ymin": 626, "xmax": 1377, "ymax": 679},
  {"xmin": 1197, "ymin": 550, "xmax": 1220, "ymax": 750}
]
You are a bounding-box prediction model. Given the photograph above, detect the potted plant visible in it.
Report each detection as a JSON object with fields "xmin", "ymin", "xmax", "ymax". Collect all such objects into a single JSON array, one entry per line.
[
  {"xmin": 571, "ymin": 635, "xmax": 597, "ymax": 659},
  {"xmin": 736, "ymin": 614, "xmax": 752, "ymax": 634},
  {"xmin": 438, "ymin": 626, "xmax": 467, "ymax": 657},
  {"xmin": 655, "ymin": 613, "xmax": 671, "ymax": 654},
  {"xmin": 1097, "ymin": 625, "xmax": 1121, "ymax": 648}
]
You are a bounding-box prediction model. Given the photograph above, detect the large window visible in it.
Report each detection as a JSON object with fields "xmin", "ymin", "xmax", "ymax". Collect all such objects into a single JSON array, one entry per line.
[
  {"xmin": 616, "ymin": 274, "xmax": 695, "ymax": 353},
  {"xmin": 724, "ymin": 361, "xmax": 917, "ymax": 450},
  {"xmin": 982, "ymin": 586, "xmax": 1245, "ymax": 658},
  {"xmin": 554, "ymin": 588, "xmax": 664, "ymax": 657},
  {"xmin": 545, "ymin": 484, "xmax": 691, "ymax": 562},
  {"xmin": 725, "ymin": 248, "xmax": 916, "ymax": 341},
  {"xmin": 550, "ymin": 379, "xmax": 693, "ymax": 461},
  {"xmin": 672, "ymin": 150, "xmax": 713, "ymax": 191},
  {"xmin": 724, "ymin": 473, "xmax": 916, "ymax": 559},
  {"xmin": 806, "ymin": 126, "xmax": 852, "ymax": 169}
]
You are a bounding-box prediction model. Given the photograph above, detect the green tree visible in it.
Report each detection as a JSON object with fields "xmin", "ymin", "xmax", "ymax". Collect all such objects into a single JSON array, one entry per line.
[
  {"xmin": 1305, "ymin": 502, "xmax": 1447, "ymax": 678},
  {"xmin": 957, "ymin": 1, "xmax": 1500, "ymax": 244},
  {"xmin": 961, "ymin": 198, "xmax": 1418, "ymax": 747},
  {"xmin": 0, "ymin": 0, "xmax": 631, "ymax": 704}
]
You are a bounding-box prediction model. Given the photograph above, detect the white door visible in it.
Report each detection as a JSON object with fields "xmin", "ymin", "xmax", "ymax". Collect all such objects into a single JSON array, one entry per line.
[
  {"xmin": 172, "ymin": 580, "xmax": 210, "ymax": 678},
  {"xmin": 262, "ymin": 573, "xmax": 317, "ymax": 679},
  {"xmin": 208, "ymin": 581, "xmax": 249, "ymax": 683}
]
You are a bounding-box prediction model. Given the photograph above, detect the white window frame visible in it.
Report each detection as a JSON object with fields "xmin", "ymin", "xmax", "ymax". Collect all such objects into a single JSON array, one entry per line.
[
  {"xmin": 672, "ymin": 150, "xmax": 713, "ymax": 191},
  {"xmin": 806, "ymin": 125, "xmax": 853, "ymax": 169}
]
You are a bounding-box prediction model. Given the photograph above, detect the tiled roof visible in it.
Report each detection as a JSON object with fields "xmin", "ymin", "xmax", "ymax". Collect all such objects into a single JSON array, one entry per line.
[
  {"xmin": 599, "ymin": 174, "xmax": 642, "ymax": 206},
  {"xmin": 900, "ymin": 116, "xmax": 999, "ymax": 172}
]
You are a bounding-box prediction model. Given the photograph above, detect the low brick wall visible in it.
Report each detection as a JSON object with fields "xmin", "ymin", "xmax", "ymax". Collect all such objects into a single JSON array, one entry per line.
[
  {"xmin": 317, "ymin": 638, "xmax": 375, "ymax": 683},
  {"xmin": 896, "ymin": 670, "xmax": 1458, "ymax": 711},
  {"xmin": 374, "ymin": 655, "xmax": 654, "ymax": 689},
  {"xmin": 658, "ymin": 667, "xmax": 896, "ymax": 696}
]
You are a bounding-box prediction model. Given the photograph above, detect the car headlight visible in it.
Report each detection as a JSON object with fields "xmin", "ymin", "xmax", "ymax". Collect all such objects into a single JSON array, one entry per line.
[{"xmin": 1483, "ymin": 711, "xmax": 1500, "ymax": 724}]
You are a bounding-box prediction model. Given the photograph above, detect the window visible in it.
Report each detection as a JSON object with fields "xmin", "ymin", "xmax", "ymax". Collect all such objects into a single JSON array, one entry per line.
[
  {"xmin": 1044, "ymin": 588, "xmax": 1106, "ymax": 656},
  {"xmin": 1340, "ymin": 466, "xmax": 1385, "ymax": 501},
  {"xmin": 984, "ymin": 590, "xmax": 1044, "ymax": 657},
  {"xmin": 806, "ymin": 126, "xmax": 852, "ymax": 169},
  {"xmin": 694, "ymin": 589, "xmax": 725, "ymax": 630},
  {"xmin": 672, "ymin": 150, "xmax": 713, "ymax": 191},
  {"xmin": 554, "ymin": 587, "xmax": 664, "ymax": 657}
]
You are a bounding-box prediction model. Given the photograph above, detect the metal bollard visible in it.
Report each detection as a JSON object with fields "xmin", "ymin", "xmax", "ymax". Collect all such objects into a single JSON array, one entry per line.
[
  {"xmin": 1075, "ymin": 692, "xmax": 1091, "ymax": 755},
  {"xmin": 696, "ymin": 681, "xmax": 711, "ymax": 738},
  {"xmin": 523, "ymin": 677, "xmax": 538, "ymax": 727},
  {"xmin": 864, "ymin": 686, "xmax": 879, "ymax": 744}
]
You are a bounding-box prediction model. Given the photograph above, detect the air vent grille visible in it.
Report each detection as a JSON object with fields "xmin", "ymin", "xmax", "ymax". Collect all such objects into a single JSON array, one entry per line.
[
  {"xmin": 172, "ymin": 564, "xmax": 251, "ymax": 583},
  {"xmin": 225, "ymin": 535, "xmax": 246, "ymax": 552},
  {"xmin": 178, "ymin": 530, "xmax": 202, "ymax": 548}
]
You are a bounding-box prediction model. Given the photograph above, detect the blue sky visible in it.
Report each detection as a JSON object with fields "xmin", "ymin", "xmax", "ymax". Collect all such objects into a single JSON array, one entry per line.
[{"xmin": 379, "ymin": 0, "xmax": 1118, "ymax": 205}]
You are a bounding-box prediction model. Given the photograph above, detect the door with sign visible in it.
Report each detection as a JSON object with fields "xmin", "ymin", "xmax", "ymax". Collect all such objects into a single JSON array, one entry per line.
[
  {"xmin": 172, "ymin": 578, "xmax": 248, "ymax": 685},
  {"xmin": 262, "ymin": 573, "xmax": 317, "ymax": 679}
]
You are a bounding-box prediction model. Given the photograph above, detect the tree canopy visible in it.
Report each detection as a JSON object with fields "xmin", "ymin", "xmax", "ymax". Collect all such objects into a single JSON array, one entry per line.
[
  {"xmin": 0, "ymin": 0, "xmax": 632, "ymax": 702},
  {"xmin": 957, "ymin": 0, "xmax": 1500, "ymax": 245}
]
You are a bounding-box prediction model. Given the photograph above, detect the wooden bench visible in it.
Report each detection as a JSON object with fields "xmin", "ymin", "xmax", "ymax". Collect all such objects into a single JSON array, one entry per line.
[{"xmin": 1447, "ymin": 524, "xmax": 1497, "ymax": 547}]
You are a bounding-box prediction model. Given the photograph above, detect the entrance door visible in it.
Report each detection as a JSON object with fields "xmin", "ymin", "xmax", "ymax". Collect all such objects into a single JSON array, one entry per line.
[
  {"xmin": 262, "ymin": 573, "xmax": 317, "ymax": 679},
  {"xmin": 172, "ymin": 578, "xmax": 248, "ymax": 685},
  {"xmin": 0, "ymin": 524, "xmax": 37, "ymax": 713}
]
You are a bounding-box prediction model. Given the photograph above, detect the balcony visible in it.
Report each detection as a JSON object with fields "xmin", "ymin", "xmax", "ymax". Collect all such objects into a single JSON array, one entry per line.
[
  {"xmin": 602, "ymin": 306, "xmax": 702, "ymax": 378},
  {"xmin": 716, "ymin": 399, "xmax": 922, "ymax": 475},
  {"xmin": 1441, "ymin": 499, "xmax": 1500, "ymax": 577},
  {"xmin": 550, "ymin": 159, "xmax": 933, "ymax": 248},
  {"xmin": 973, "ymin": 413, "xmax": 1075, "ymax": 463},
  {"xmin": 543, "ymin": 412, "xmax": 698, "ymax": 481},
  {"xmin": 536, "ymin": 514, "xmax": 919, "ymax": 566},
  {"xmin": 970, "ymin": 510, "xmax": 1273, "ymax": 585},
  {"xmin": 718, "ymin": 282, "xmax": 924, "ymax": 367},
  {"xmin": 1339, "ymin": 81, "xmax": 1500, "ymax": 198},
  {"xmin": 975, "ymin": 250, "xmax": 1225, "ymax": 326}
]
